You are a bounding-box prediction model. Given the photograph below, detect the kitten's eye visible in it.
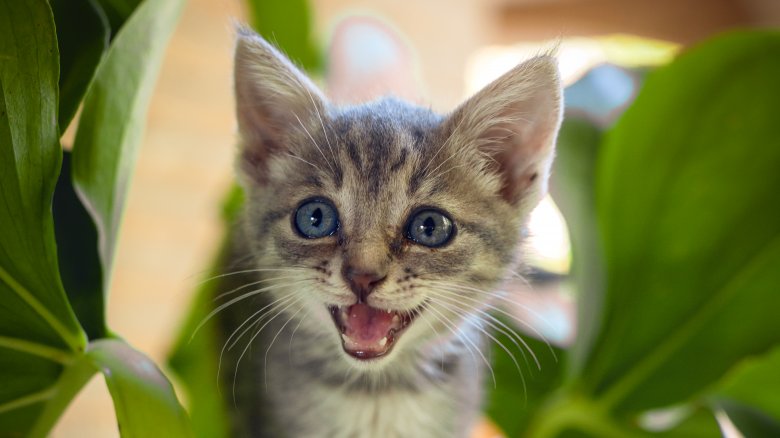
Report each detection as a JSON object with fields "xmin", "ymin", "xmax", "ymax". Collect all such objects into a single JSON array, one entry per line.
[
  {"xmin": 294, "ymin": 199, "xmax": 339, "ymax": 238},
  {"xmin": 406, "ymin": 209, "xmax": 454, "ymax": 248}
]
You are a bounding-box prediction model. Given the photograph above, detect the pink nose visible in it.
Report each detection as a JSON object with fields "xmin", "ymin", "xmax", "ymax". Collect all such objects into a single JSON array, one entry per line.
[{"xmin": 344, "ymin": 268, "xmax": 386, "ymax": 302}]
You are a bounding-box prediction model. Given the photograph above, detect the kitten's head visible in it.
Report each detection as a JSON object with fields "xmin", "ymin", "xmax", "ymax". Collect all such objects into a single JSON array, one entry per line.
[{"xmin": 234, "ymin": 29, "xmax": 561, "ymax": 369}]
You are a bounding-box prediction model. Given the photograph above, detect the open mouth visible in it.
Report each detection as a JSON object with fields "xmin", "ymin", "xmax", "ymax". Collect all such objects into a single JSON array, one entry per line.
[{"xmin": 329, "ymin": 303, "xmax": 420, "ymax": 360}]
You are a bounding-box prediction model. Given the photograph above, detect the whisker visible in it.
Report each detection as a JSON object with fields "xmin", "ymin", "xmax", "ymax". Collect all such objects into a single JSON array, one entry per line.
[
  {"xmin": 190, "ymin": 279, "xmax": 312, "ymax": 342},
  {"xmin": 426, "ymin": 288, "xmax": 540, "ymax": 370},
  {"xmin": 429, "ymin": 162, "xmax": 471, "ymax": 182},
  {"xmin": 420, "ymin": 111, "xmax": 467, "ymax": 175},
  {"xmin": 429, "ymin": 280, "xmax": 555, "ymax": 330},
  {"xmin": 293, "ymin": 112, "xmax": 335, "ymax": 173},
  {"xmin": 284, "ymin": 152, "xmax": 323, "ymax": 173},
  {"xmin": 218, "ymin": 292, "xmax": 299, "ymax": 379},
  {"xmin": 264, "ymin": 303, "xmax": 305, "ymax": 390},
  {"xmin": 419, "ymin": 303, "xmax": 477, "ymax": 367},
  {"xmin": 416, "ymin": 310, "xmax": 447, "ymax": 371},
  {"xmin": 505, "ymin": 269, "xmax": 533, "ymax": 288},
  {"xmin": 435, "ymin": 299, "xmax": 528, "ymax": 401},
  {"xmin": 232, "ymin": 295, "xmax": 304, "ymax": 404},
  {"xmin": 214, "ymin": 274, "xmax": 304, "ymax": 301},
  {"xmin": 425, "ymin": 305, "xmax": 496, "ymax": 389},
  {"xmin": 427, "ymin": 281, "xmax": 558, "ymax": 361},
  {"xmin": 288, "ymin": 307, "xmax": 311, "ymax": 363},
  {"xmin": 304, "ymin": 88, "xmax": 338, "ymax": 168},
  {"xmin": 194, "ymin": 266, "xmax": 308, "ymax": 287}
]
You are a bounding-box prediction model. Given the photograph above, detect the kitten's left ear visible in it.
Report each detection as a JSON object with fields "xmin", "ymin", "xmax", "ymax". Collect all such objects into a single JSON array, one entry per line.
[
  {"xmin": 448, "ymin": 56, "xmax": 562, "ymax": 208},
  {"xmin": 234, "ymin": 27, "xmax": 327, "ymax": 183}
]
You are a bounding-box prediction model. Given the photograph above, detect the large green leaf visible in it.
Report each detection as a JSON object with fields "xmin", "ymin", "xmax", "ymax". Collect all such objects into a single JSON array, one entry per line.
[
  {"xmin": 28, "ymin": 339, "xmax": 192, "ymax": 437},
  {"xmin": 50, "ymin": 0, "xmax": 109, "ymax": 132},
  {"xmin": 582, "ymin": 31, "xmax": 780, "ymax": 413},
  {"xmin": 0, "ymin": 0, "xmax": 86, "ymax": 432},
  {"xmin": 87, "ymin": 340, "xmax": 193, "ymax": 437},
  {"xmin": 72, "ymin": 0, "xmax": 184, "ymax": 293}
]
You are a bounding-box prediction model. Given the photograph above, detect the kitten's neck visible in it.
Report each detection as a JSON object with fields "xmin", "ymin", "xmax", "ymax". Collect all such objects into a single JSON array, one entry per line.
[{"xmin": 257, "ymin": 303, "xmax": 486, "ymax": 437}]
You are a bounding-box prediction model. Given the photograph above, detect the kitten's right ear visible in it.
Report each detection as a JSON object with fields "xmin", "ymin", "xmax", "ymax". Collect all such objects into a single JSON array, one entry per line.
[{"xmin": 234, "ymin": 27, "xmax": 326, "ymax": 183}]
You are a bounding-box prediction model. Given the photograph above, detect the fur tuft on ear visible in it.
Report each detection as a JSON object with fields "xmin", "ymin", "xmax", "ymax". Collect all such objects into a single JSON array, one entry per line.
[
  {"xmin": 234, "ymin": 27, "xmax": 326, "ymax": 183},
  {"xmin": 447, "ymin": 55, "xmax": 563, "ymax": 208}
]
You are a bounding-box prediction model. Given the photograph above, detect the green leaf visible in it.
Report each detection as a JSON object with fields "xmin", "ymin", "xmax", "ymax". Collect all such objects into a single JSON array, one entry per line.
[
  {"xmin": 714, "ymin": 346, "xmax": 780, "ymax": 424},
  {"xmin": 50, "ymin": 0, "xmax": 109, "ymax": 131},
  {"xmin": 28, "ymin": 339, "xmax": 193, "ymax": 437},
  {"xmin": 246, "ymin": 0, "xmax": 321, "ymax": 72},
  {"xmin": 0, "ymin": 0, "xmax": 85, "ymax": 353},
  {"xmin": 87, "ymin": 339, "xmax": 193, "ymax": 437},
  {"xmin": 582, "ymin": 31, "xmax": 780, "ymax": 412},
  {"xmin": 72, "ymin": 0, "xmax": 184, "ymax": 292},
  {"xmin": 0, "ymin": 0, "xmax": 86, "ymax": 432},
  {"xmin": 548, "ymin": 116, "xmax": 605, "ymax": 375},
  {"xmin": 53, "ymin": 152, "xmax": 106, "ymax": 339}
]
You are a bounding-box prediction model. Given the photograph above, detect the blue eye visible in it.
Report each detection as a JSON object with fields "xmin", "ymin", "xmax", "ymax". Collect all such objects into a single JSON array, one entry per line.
[
  {"xmin": 294, "ymin": 199, "xmax": 339, "ymax": 238},
  {"xmin": 406, "ymin": 209, "xmax": 454, "ymax": 247}
]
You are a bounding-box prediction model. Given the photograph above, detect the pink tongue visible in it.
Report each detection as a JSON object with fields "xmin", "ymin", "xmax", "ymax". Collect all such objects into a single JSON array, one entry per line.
[{"xmin": 343, "ymin": 303, "xmax": 395, "ymax": 345}]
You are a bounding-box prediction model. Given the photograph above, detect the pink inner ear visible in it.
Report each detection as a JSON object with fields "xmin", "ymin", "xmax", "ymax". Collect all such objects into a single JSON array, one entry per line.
[
  {"xmin": 483, "ymin": 111, "xmax": 553, "ymax": 205},
  {"xmin": 495, "ymin": 140, "xmax": 541, "ymax": 205},
  {"xmin": 447, "ymin": 56, "xmax": 561, "ymax": 206}
]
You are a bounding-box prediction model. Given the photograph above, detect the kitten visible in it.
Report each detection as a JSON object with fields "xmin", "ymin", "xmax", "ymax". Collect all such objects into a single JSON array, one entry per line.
[{"xmin": 218, "ymin": 27, "xmax": 562, "ymax": 438}]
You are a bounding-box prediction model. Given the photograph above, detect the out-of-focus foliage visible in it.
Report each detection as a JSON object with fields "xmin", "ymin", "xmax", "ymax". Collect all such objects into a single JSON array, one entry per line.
[
  {"xmin": 246, "ymin": 0, "xmax": 321, "ymax": 72},
  {"xmin": 489, "ymin": 30, "xmax": 780, "ymax": 437},
  {"xmin": 0, "ymin": 0, "xmax": 190, "ymax": 436}
]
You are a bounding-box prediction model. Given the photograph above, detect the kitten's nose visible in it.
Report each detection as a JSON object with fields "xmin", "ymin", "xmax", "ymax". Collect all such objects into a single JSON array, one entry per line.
[{"xmin": 344, "ymin": 268, "xmax": 386, "ymax": 302}]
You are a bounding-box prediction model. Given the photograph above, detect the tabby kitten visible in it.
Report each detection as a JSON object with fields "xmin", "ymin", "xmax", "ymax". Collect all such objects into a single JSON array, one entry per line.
[{"xmin": 218, "ymin": 28, "xmax": 562, "ymax": 438}]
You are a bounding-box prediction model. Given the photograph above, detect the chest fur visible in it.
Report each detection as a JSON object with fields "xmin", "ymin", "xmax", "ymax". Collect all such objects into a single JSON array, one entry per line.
[{"xmin": 293, "ymin": 386, "xmax": 464, "ymax": 438}]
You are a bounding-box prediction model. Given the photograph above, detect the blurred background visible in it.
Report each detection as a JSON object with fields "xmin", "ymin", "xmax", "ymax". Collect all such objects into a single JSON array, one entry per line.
[{"xmin": 52, "ymin": 0, "xmax": 779, "ymax": 435}]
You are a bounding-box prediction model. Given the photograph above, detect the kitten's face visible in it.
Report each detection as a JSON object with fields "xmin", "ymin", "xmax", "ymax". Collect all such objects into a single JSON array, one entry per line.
[{"xmin": 234, "ymin": 30, "xmax": 561, "ymax": 368}]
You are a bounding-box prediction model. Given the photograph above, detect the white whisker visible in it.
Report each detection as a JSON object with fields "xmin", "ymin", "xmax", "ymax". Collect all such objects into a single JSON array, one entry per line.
[
  {"xmin": 218, "ymin": 292, "xmax": 299, "ymax": 380},
  {"xmin": 284, "ymin": 152, "xmax": 323, "ymax": 173},
  {"xmin": 194, "ymin": 266, "xmax": 308, "ymax": 287},
  {"xmin": 424, "ymin": 305, "xmax": 496, "ymax": 388},
  {"xmin": 293, "ymin": 111, "xmax": 335, "ymax": 173},
  {"xmin": 426, "ymin": 287, "xmax": 542, "ymax": 370},
  {"xmin": 288, "ymin": 306, "xmax": 311, "ymax": 363},
  {"xmin": 214, "ymin": 274, "xmax": 304, "ymax": 301},
  {"xmin": 265, "ymin": 302, "xmax": 305, "ymax": 390},
  {"xmin": 233, "ymin": 295, "xmax": 304, "ymax": 403},
  {"xmin": 427, "ymin": 280, "xmax": 558, "ymax": 361},
  {"xmin": 191, "ymin": 279, "xmax": 312, "ymax": 342}
]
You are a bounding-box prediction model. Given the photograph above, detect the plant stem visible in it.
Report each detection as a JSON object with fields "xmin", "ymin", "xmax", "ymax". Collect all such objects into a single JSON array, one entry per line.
[
  {"xmin": 27, "ymin": 354, "xmax": 98, "ymax": 438},
  {"xmin": 525, "ymin": 390, "xmax": 642, "ymax": 438}
]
